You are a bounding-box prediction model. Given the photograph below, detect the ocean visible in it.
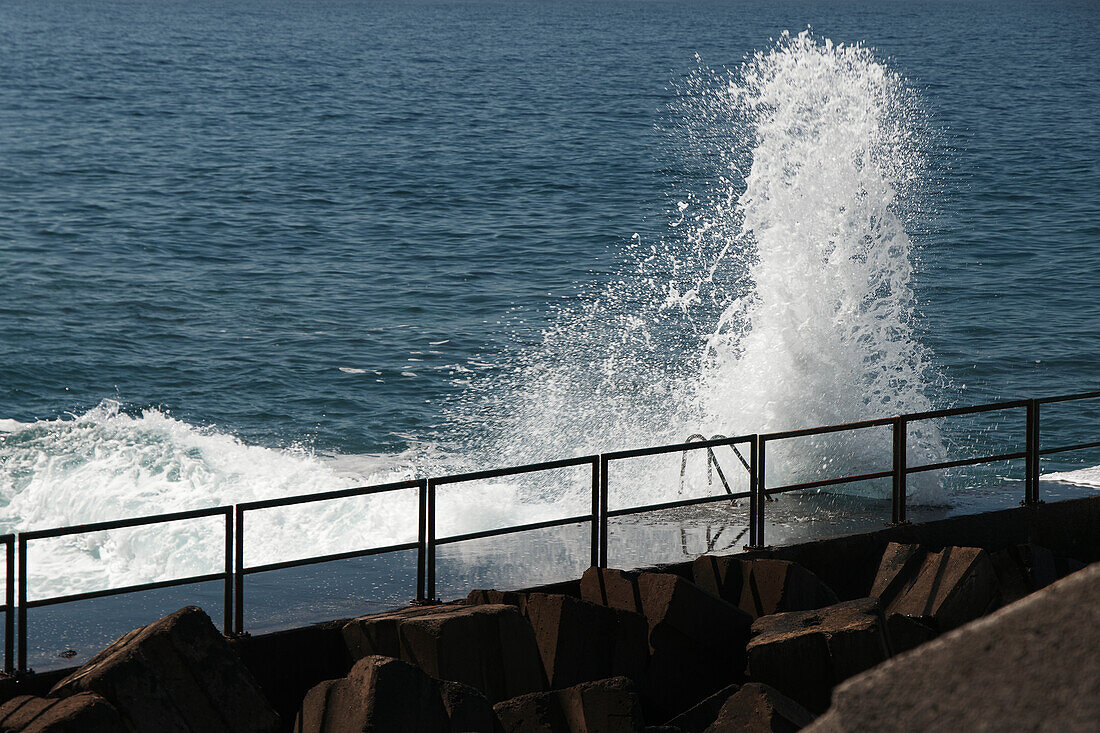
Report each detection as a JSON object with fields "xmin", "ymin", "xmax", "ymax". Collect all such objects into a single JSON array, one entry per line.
[{"xmin": 1, "ymin": 0, "xmax": 1097, "ymax": 668}]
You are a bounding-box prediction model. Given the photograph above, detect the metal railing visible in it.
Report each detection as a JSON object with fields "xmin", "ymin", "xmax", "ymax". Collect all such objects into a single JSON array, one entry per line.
[
  {"xmin": 13, "ymin": 507, "xmax": 233, "ymax": 674},
  {"xmin": 1, "ymin": 390, "xmax": 1095, "ymax": 675},
  {"xmin": 425, "ymin": 456, "xmax": 600, "ymax": 602},
  {"xmin": 232, "ymin": 479, "xmax": 425, "ymax": 635},
  {"xmin": 600, "ymin": 434, "xmax": 756, "ymax": 566}
]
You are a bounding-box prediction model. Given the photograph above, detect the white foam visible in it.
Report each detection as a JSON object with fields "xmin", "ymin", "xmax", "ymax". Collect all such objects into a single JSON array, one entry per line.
[
  {"xmin": 1045, "ymin": 465, "xmax": 1100, "ymax": 489},
  {"xmin": 0, "ymin": 402, "xmax": 572, "ymax": 598},
  {"xmin": 690, "ymin": 31, "xmax": 947, "ymax": 503},
  {"xmin": 1, "ymin": 32, "xmax": 953, "ymax": 599},
  {"xmin": 446, "ymin": 30, "xmax": 946, "ymax": 508}
]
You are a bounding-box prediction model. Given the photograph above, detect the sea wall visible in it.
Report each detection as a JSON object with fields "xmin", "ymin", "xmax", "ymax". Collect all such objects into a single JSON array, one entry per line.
[{"xmin": 1, "ymin": 495, "xmax": 1097, "ymax": 731}]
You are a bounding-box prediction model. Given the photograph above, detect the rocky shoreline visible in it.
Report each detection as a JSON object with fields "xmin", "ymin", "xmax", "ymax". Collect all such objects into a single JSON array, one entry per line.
[{"xmin": 1, "ymin": 495, "xmax": 1098, "ymax": 732}]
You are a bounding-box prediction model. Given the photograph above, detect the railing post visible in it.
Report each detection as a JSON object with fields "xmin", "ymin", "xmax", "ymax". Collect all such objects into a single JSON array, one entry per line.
[
  {"xmin": 223, "ymin": 508, "xmax": 233, "ymax": 635},
  {"xmin": 598, "ymin": 456, "xmax": 609, "ymax": 568},
  {"xmin": 416, "ymin": 479, "xmax": 427, "ymax": 602},
  {"xmin": 590, "ymin": 457, "xmax": 600, "ymax": 568},
  {"xmin": 233, "ymin": 506, "xmax": 244, "ymax": 635},
  {"xmin": 426, "ymin": 479, "xmax": 437, "ymax": 602},
  {"xmin": 4, "ymin": 537, "xmax": 13, "ymax": 676},
  {"xmin": 1025, "ymin": 399, "xmax": 1041, "ymax": 505},
  {"xmin": 892, "ymin": 417, "xmax": 907, "ymax": 524},
  {"xmin": 748, "ymin": 438, "xmax": 766, "ymax": 549},
  {"xmin": 17, "ymin": 535, "xmax": 27, "ymax": 673},
  {"xmin": 746, "ymin": 437, "xmax": 759, "ymax": 549}
]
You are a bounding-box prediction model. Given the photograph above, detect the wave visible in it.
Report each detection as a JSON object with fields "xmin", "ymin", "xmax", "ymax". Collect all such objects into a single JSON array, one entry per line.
[
  {"xmin": 0, "ymin": 401, "xmax": 581, "ymax": 598},
  {"xmin": 2, "ymin": 31, "xmax": 949, "ymax": 597},
  {"xmin": 1045, "ymin": 465, "xmax": 1100, "ymax": 489},
  {"xmin": 446, "ymin": 30, "xmax": 946, "ymax": 505}
]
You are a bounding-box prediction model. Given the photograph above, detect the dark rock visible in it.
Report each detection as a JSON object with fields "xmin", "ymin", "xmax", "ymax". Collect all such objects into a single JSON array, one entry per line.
[
  {"xmin": 493, "ymin": 676, "xmax": 644, "ymax": 733},
  {"xmin": 0, "ymin": 692, "xmax": 128, "ymax": 732},
  {"xmin": 231, "ymin": 623, "xmax": 353, "ymax": 728},
  {"xmin": 693, "ymin": 557, "xmax": 838, "ymax": 619},
  {"xmin": 805, "ymin": 563, "xmax": 1100, "ymax": 732},
  {"xmin": 989, "ymin": 547, "xmax": 1031, "ymax": 603},
  {"xmin": 466, "ymin": 589, "xmax": 529, "ymax": 615},
  {"xmin": 560, "ymin": 677, "xmax": 645, "ymax": 733},
  {"xmin": 342, "ymin": 604, "xmax": 545, "ymax": 703},
  {"xmin": 705, "ymin": 683, "xmax": 814, "ymax": 733},
  {"xmin": 883, "ymin": 615, "xmax": 936, "ymax": 655},
  {"xmin": 50, "ymin": 606, "xmax": 279, "ymax": 733},
  {"xmin": 665, "ymin": 683, "xmax": 739, "ymax": 732},
  {"xmin": 637, "ymin": 572, "xmax": 753, "ymax": 722},
  {"xmin": 294, "ymin": 655, "xmax": 449, "ymax": 733},
  {"xmin": 525, "ymin": 592, "xmax": 647, "ymax": 689},
  {"xmin": 1054, "ymin": 555, "xmax": 1086, "ymax": 579},
  {"xmin": 439, "ymin": 681, "xmax": 503, "ymax": 733},
  {"xmin": 747, "ymin": 599, "xmax": 889, "ymax": 713},
  {"xmin": 341, "ymin": 604, "xmax": 462, "ymax": 660},
  {"xmin": 580, "ymin": 567, "xmax": 644, "ymax": 615},
  {"xmin": 645, "ymin": 727, "xmax": 683, "ymax": 733},
  {"xmin": 990, "ymin": 544, "xmax": 1058, "ymax": 604},
  {"xmin": 867, "ymin": 543, "xmax": 924, "ymax": 606},
  {"xmin": 493, "ymin": 691, "xmax": 565, "ymax": 733},
  {"xmin": 886, "ymin": 546, "xmax": 1000, "ymax": 631},
  {"xmin": 609, "ymin": 609, "xmax": 650, "ymax": 684}
]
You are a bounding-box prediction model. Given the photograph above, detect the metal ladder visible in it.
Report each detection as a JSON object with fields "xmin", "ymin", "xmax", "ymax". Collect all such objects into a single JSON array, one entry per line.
[{"xmin": 676, "ymin": 433, "xmax": 765, "ymax": 554}]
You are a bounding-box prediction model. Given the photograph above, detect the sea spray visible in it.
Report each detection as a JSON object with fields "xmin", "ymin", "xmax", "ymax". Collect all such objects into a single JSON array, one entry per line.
[
  {"xmin": 451, "ymin": 31, "xmax": 947, "ymax": 506},
  {"xmin": 688, "ymin": 31, "xmax": 948, "ymax": 502},
  {"xmin": 0, "ymin": 401, "xmax": 577, "ymax": 596},
  {"xmin": 0, "ymin": 32, "xmax": 953, "ymax": 596}
]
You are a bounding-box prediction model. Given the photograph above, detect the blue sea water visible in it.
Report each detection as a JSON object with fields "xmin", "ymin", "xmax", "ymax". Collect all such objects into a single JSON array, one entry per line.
[
  {"xmin": 3, "ymin": 0, "xmax": 1096, "ymax": 451},
  {"xmin": 0, "ymin": 0, "xmax": 1098, "ymax": 666}
]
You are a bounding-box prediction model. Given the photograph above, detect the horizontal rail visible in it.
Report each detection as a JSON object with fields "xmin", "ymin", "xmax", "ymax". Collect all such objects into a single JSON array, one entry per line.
[
  {"xmin": 765, "ymin": 469, "xmax": 894, "ymax": 496},
  {"xmin": 25, "ymin": 572, "xmax": 226, "ymax": 609},
  {"xmin": 763, "ymin": 416, "xmax": 895, "ymax": 442},
  {"xmin": 434, "ymin": 514, "xmax": 593, "ymax": 546},
  {"xmin": 606, "ymin": 490, "xmax": 752, "ymax": 519},
  {"xmin": 1039, "ymin": 440, "xmax": 1100, "ymax": 456},
  {"xmin": 430, "ymin": 455, "xmax": 598, "ymax": 486},
  {"xmin": 237, "ymin": 479, "xmax": 422, "ymax": 512},
  {"xmin": 907, "ymin": 451, "xmax": 1027, "ymax": 474},
  {"xmin": 604, "ymin": 434, "xmax": 753, "ymax": 462},
  {"xmin": 903, "ymin": 399, "xmax": 1029, "ymax": 422},
  {"xmin": 19, "ymin": 505, "xmax": 229, "ymax": 541},
  {"xmin": 242, "ymin": 541, "xmax": 420, "ymax": 575}
]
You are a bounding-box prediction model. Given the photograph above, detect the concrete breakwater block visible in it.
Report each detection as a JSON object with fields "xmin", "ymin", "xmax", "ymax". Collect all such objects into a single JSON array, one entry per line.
[
  {"xmin": 49, "ymin": 605, "xmax": 279, "ymax": 733},
  {"xmin": 467, "ymin": 590, "xmax": 648, "ymax": 690},
  {"xmin": 704, "ymin": 683, "xmax": 815, "ymax": 733},
  {"xmin": 580, "ymin": 568, "xmax": 753, "ymax": 722},
  {"xmin": 692, "ymin": 557, "xmax": 839, "ymax": 620},
  {"xmin": 988, "ymin": 543, "xmax": 1056, "ymax": 603},
  {"xmin": 806, "ymin": 562, "xmax": 1100, "ymax": 732},
  {"xmin": 493, "ymin": 676, "xmax": 645, "ymax": 733},
  {"xmin": 341, "ymin": 603, "xmax": 546, "ymax": 703},
  {"xmin": 294, "ymin": 654, "xmax": 500, "ymax": 733},
  {"xmin": 0, "ymin": 692, "xmax": 128, "ymax": 732},
  {"xmin": 663, "ymin": 683, "xmax": 740, "ymax": 731},
  {"xmin": 579, "ymin": 567, "xmax": 645, "ymax": 615},
  {"xmin": 747, "ymin": 598, "xmax": 890, "ymax": 714},
  {"xmin": 880, "ymin": 545, "xmax": 1000, "ymax": 631}
]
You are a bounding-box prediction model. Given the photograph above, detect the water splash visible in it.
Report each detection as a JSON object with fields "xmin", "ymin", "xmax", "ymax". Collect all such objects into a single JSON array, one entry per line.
[
  {"xmin": 0, "ymin": 401, "xmax": 577, "ymax": 596},
  {"xmin": 451, "ymin": 31, "xmax": 947, "ymax": 505},
  {"xmin": 1, "ymin": 32, "xmax": 957, "ymax": 596},
  {"xmin": 688, "ymin": 31, "xmax": 947, "ymax": 501}
]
